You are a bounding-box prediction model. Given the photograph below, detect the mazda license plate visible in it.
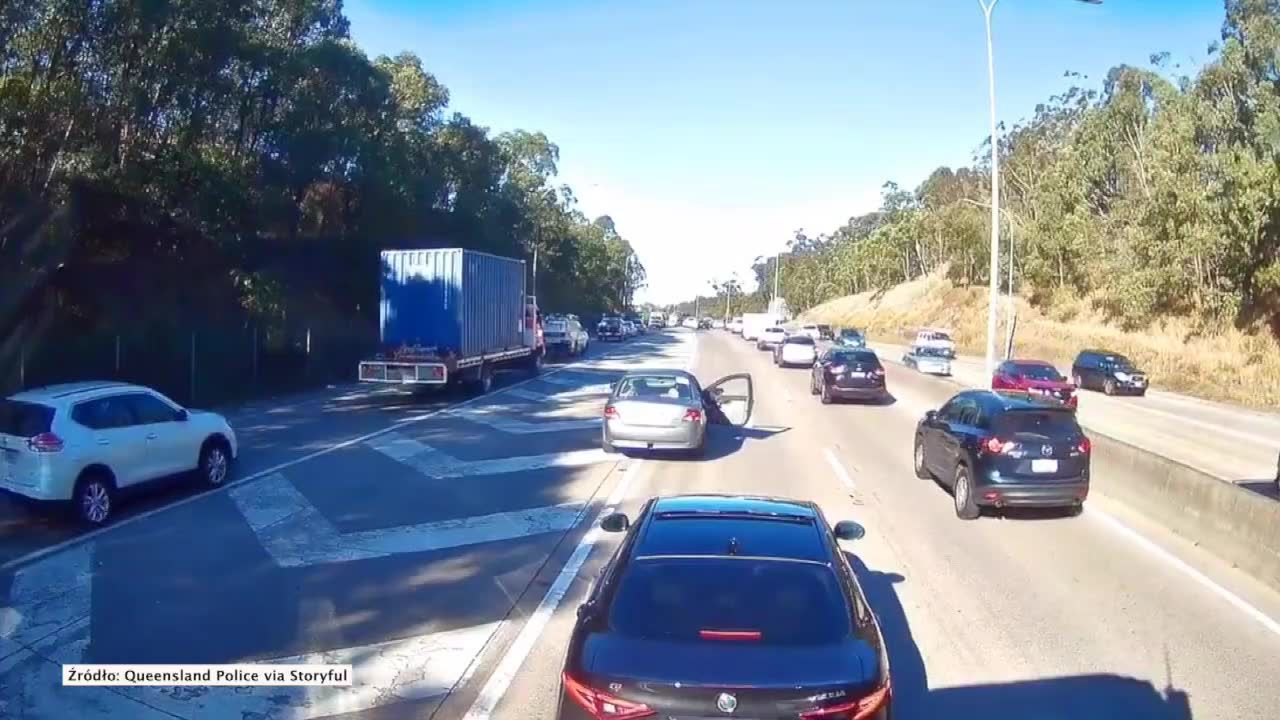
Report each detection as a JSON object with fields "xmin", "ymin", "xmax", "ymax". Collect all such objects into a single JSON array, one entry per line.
[{"xmin": 1031, "ymin": 459, "xmax": 1058, "ymax": 473}]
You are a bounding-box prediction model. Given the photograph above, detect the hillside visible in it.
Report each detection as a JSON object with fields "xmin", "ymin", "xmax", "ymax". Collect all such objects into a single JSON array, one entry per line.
[{"xmin": 801, "ymin": 272, "xmax": 1280, "ymax": 408}]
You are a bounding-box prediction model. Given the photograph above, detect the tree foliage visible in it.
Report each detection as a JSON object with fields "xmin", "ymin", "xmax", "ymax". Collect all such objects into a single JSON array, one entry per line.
[
  {"xmin": 686, "ymin": 2, "xmax": 1280, "ymax": 335},
  {"xmin": 0, "ymin": 0, "xmax": 645, "ymax": 358}
]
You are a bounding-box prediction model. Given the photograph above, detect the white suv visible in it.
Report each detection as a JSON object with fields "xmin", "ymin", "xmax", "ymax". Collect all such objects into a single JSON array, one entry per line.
[{"xmin": 0, "ymin": 382, "xmax": 238, "ymax": 525}]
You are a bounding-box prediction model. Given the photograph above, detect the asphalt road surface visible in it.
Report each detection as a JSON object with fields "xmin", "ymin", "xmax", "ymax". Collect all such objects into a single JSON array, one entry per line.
[
  {"xmin": 868, "ymin": 340, "xmax": 1280, "ymax": 492},
  {"xmin": 3, "ymin": 329, "xmax": 1280, "ymax": 719}
]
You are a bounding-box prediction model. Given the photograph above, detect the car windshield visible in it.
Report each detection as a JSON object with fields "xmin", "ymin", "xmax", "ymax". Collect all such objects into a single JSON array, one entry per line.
[
  {"xmin": 608, "ymin": 557, "xmax": 851, "ymax": 645},
  {"xmin": 916, "ymin": 347, "xmax": 949, "ymax": 358},
  {"xmin": 995, "ymin": 410, "xmax": 1081, "ymax": 437},
  {"xmin": 616, "ymin": 375, "xmax": 695, "ymax": 401},
  {"xmin": 840, "ymin": 330, "xmax": 863, "ymax": 338},
  {"xmin": 0, "ymin": 399, "xmax": 55, "ymax": 437},
  {"xmin": 1013, "ymin": 364, "xmax": 1063, "ymax": 381},
  {"xmin": 786, "ymin": 336, "xmax": 815, "ymax": 345}
]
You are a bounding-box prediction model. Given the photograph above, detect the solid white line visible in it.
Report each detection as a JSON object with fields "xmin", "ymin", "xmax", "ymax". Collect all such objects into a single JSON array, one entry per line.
[
  {"xmin": 1089, "ymin": 507, "xmax": 1280, "ymax": 639},
  {"xmin": 460, "ymin": 459, "xmax": 646, "ymax": 720},
  {"xmin": 824, "ymin": 448, "xmax": 856, "ymax": 492},
  {"xmin": 1, "ymin": 343, "xmax": 639, "ymax": 573}
]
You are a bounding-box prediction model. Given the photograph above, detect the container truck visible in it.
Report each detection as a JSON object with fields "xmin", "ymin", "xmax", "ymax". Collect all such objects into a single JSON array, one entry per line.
[
  {"xmin": 357, "ymin": 248, "xmax": 544, "ymax": 394},
  {"xmin": 740, "ymin": 312, "xmax": 780, "ymax": 342}
]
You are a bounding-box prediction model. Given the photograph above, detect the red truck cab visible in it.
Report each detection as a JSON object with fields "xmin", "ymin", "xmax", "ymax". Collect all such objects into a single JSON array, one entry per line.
[{"xmin": 992, "ymin": 359, "xmax": 1078, "ymax": 409}]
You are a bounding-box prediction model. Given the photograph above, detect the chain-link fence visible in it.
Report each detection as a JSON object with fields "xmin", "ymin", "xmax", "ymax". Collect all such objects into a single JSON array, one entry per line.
[{"xmin": 0, "ymin": 317, "xmax": 377, "ymax": 409}]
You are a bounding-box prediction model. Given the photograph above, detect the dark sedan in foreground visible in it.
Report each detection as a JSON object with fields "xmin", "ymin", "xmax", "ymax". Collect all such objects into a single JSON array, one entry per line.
[
  {"xmin": 558, "ymin": 494, "xmax": 892, "ymax": 720},
  {"xmin": 812, "ymin": 348, "xmax": 888, "ymax": 404},
  {"xmin": 914, "ymin": 390, "xmax": 1091, "ymax": 519}
]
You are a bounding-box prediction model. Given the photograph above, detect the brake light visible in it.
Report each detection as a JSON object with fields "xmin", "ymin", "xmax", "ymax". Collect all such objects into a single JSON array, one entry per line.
[
  {"xmin": 603, "ymin": 406, "xmax": 619, "ymax": 420},
  {"xmin": 872, "ymin": 368, "xmax": 885, "ymax": 377},
  {"xmin": 698, "ymin": 629, "xmax": 761, "ymax": 641},
  {"xmin": 1078, "ymin": 437, "xmax": 1091, "ymax": 455},
  {"xmin": 982, "ymin": 436, "xmax": 1012, "ymax": 455},
  {"xmin": 683, "ymin": 408, "xmax": 703, "ymax": 423},
  {"xmin": 27, "ymin": 432, "xmax": 64, "ymax": 453},
  {"xmin": 562, "ymin": 672, "xmax": 655, "ymax": 720},
  {"xmin": 829, "ymin": 365, "xmax": 847, "ymax": 375},
  {"xmin": 799, "ymin": 683, "xmax": 890, "ymax": 720}
]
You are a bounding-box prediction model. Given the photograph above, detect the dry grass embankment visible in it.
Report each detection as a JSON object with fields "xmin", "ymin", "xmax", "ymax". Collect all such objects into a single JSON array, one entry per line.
[{"xmin": 801, "ymin": 271, "xmax": 1280, "ymax": 408}]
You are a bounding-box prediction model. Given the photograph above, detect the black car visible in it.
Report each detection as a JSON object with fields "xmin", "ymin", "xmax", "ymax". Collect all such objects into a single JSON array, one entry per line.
[
  {"xmin": 913, "ymin": 390, "xmax": 1092, "ymax": 519},
  {"xmin": 816, "ymin": 324, "xmax": 834, "ymax": 340},
  {"xmin": 598, "ymin": 317, "xmax": 624, "ymax": 341},
  {"xmin": 559, "ymin": 495, "xmax": 892, "ymax": 720},
  {"xmin": 1071, "ymin": 350, "xmax": 1148, "ymax": 396},
  {"xmin": 811, "ymin": 348, "xmax": 887, "ymax": 404}
]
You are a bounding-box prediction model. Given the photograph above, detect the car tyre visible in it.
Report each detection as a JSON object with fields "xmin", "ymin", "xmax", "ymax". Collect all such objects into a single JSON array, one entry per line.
[
  {"xmin": 1103, "ymin": 378, "xmax": 1116, "ymax": 396},
  {"xmin": 820, "ymin": 382, "xmax": 833, "ymax": 405},
  {"xmin": 73, "ymin": 470, "xmax": 115, "ymax": 527},
  {"xmin": 953, "ymin": 465, "xmax": 980, "ymax": 520},
  {"xmin": 1066, "ymin": 503, "xmax": 1084, "ymax": 517},
  {"xmin": 1072, "ymin": 373, "xmax": 1084, "ymax": 390},
  {"xmin": 199, "ymin": 438, "xmax": 232, "ymax": 488},
  {"xmin": 810, "ymin": 376, "xmax": 820, "ymax": 395},
  {"xmin": 913, "ymin": 438, "xmax": 931, "ymax": 479}
]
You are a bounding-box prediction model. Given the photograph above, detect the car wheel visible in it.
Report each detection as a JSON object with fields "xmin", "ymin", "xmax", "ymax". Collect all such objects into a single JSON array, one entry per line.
[
  {"xmin": 529, "ymin": 351, "xmax": 543, "ymax": 375},
  {"xmin": 73, "ymin": 471, "xmax": 115, "ymax": 526},
  {"xmin": 820, "ymin": 382, "xmax": 833, "ymax": 405},
  {"xmin": 1072, "ymin": 373, "xmax": 1084, "ymax": 390},
  {"xmin": 913, "ymin": 437, "xmax": 931, "ymax": 479},
  {"xmin": 1103, "ymin": 378, "xmax": 1116, "ymax": 396},
  {"xmin": 1066, "ymin": 503, "xmax": 1084, "ymax": 517},
  {"xmin": 953, "ymin": 465, "xmax": 980, "ymax": 520},
  {"xmin": 199, "ymin": 439, "xmax": 232, "ymax": 487},
  {"xmin": 810, "ymin": 375, "xmax": 820, "ymax": 395}
]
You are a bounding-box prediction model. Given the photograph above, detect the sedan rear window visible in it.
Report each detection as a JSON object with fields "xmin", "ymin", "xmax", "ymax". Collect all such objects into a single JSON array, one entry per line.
[
  {"xmin": 1012, "ymin": 364, "xmax": 1064, "ymax": 381},
  {"xmin": 0, "ymin": 400, "xmax": 55, "ymax": 437},
  {"xmin": 609, "ymin": 558, "xmax": 851, "ymax": 645},
  {"xmin": 832, "ymin": 350, "xmax": 879, "ymax": 364},
  {"xmin": 995, "ymin": 410, "xmax": 1080, "ymax": 436},
  {"xmin": 617, "ymin": 375, "xmax": 694, "ymax": 401},
  {"xmin": 785, "ymin": 336, "xmax": 815, "ymax": 345}
]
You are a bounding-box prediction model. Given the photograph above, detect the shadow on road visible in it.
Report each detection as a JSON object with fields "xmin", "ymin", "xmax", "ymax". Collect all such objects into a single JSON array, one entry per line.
[
  {"xmin": 1237, "ymin": 479, "xmax": 1278, "ymax": 500},
  {"xmin": 619, "ymin": 425, "xmax": 789, "ymax": 463},
  {"xmin": 843, "ymin": 551, "xmax": 1193, "ymax": 719}
]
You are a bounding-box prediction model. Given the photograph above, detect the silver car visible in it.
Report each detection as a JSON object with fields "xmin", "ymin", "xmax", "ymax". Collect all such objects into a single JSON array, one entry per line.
[
  {"xmin": 602, "ymin": 370, "xmax": 753, "ymax": 457},
  {"xmin": 903, "ymin": 346, "xmax": 952, "ymax": 376}
]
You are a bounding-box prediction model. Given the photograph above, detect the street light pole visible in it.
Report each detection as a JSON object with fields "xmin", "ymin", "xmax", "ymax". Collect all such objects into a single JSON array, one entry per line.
[
  {"xmin": 978, "ymin": 0, "xmax": 1100, "ymax": 374},
  {"xmin": 980, "ymin": 0, "xmax": 1000, "ymax": 377}
]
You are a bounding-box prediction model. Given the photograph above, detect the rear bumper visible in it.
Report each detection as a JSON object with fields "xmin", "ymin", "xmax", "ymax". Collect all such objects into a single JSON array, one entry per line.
[
  {"xmin": 605, "ymin": 421, "xmax": 703, "ymax": 450},
  {"xmin": 358, "ymin": 361, "xmax": 448, "ymax": 385},
  {"xmin": 976, "ymin": 480, "xmax": 1089, "ymax": 507},
  {"xmin": 830, "ymin": 384, "xmax": 887, "ymax": 399}
]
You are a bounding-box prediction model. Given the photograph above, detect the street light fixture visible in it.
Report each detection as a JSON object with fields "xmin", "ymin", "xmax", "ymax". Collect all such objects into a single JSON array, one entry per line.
[{"xmin": 978, "ymin": 0, "xmax": 1100, "ymax": 376}]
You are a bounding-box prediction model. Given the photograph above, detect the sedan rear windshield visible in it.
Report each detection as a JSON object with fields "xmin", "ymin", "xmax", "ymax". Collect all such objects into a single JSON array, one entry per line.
[
  {"xmin": 617, "ymin": 375, "xmax": 695, "ymax": 401},
  {"xmin": 995, "ymin": 409, "xmax": 1081, "ymax": 437},
  {"xmin": 1013, "ymin": 364, "xmax": 1063, "ymax": 381},
  {"xmin": 785, "ymin": 336, "xmax": 815, "ymax": 345},
  {"xmin": 0, "ymin": 400, "xmax": 55, "ymax": 437},
  {"xmin": 832, "ymin": 350, "xmax": 879, "ymax": 364},
  {"xmin": 609, "ymin": 558, "xmax": 851, "ymax": 645}
]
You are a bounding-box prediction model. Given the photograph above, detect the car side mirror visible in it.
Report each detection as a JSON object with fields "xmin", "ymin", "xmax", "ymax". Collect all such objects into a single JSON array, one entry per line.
[
  {"xmin": 600, "ymin": 512, "xmax": 630, "ymax": 533},
  {"xmin": 576, "ymin": 601, "xmax": 597, "ymax": 620},
  {"xmin": 924, "ymin": 409, "xmax": 938, "ymax": 424},
  {"xmin": 174, "ymin": 409, "xmax": 189, "ymax": 422},
  {"xmin": 834, "ymin": 520, "xmax": 866, "ymax": 541}
]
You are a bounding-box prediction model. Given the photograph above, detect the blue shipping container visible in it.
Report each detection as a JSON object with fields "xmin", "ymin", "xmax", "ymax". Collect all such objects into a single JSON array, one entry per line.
[{"xmin": 380, "ymin": 248, "xmax": 528, "ymax": 358}]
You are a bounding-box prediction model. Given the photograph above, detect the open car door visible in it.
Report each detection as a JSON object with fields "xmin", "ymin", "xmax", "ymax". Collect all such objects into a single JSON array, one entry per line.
[{"xmin": 702, "ymin": 373, "xmax": 754, "ymax": 427}]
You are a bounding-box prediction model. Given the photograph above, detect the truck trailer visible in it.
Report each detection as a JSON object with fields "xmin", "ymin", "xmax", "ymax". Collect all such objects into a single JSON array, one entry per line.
[{"xmin": 357, "ymin": 248, "xmax": 544, "ymax": 394}]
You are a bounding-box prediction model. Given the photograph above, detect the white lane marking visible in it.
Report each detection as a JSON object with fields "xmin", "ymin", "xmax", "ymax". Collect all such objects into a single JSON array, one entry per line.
[
  {"xmin": 230, "ymin": 473, "xmax": 588, "ymax": 568},
  {"xmin": 824, "ymin": 448, "xmax": 857, "ymax": 492},
  {"xmin": 1088, "ymin": 508, "xmax": 1280, "ymax": 639},
  {"xmin": 367, "ymin": 431, "xmax": 610, "ymax": 478},
  {"xmin": 0, "ymin": 542, "xmax": 93, "ymax": 660},
  {"xmin": 0, "ymin": 346, "xmax": 631, "ymax": 574},
  {"xmin": 460, "ymin": 328, "xmax": 696, "ymax": 720},
  {"xmin": 461, "ymin": 459, "xmax": 647, "ymax": 720}
]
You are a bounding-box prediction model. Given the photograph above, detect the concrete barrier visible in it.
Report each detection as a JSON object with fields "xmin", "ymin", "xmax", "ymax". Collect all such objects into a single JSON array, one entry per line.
[{"xmin": 1089, "ymin": 431, "xmax": 1280, "ymax": 593}]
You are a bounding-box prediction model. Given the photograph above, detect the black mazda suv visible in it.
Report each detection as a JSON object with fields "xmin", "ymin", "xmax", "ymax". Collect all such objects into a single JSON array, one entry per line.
[
  {"xmin": 913, "ymin": 390, "xmax": 1092, "ymax": 519},
  {"xmin": 558, "ymin": 495, "xmax": 892, "ymax": 720}
]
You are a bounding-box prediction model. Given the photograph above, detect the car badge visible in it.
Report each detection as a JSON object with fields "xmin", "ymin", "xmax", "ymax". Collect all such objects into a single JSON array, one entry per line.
[
  {"xmin": 717, "ymin": 693, "xmax": 738, "ymax": 714},
  {"xmin": 608, "ymin": 682, "xmax": 623, "ymax": 693},
  {"xmin": 1041, "ymin": 444, "xmax": 1053, "ymax": 457}
]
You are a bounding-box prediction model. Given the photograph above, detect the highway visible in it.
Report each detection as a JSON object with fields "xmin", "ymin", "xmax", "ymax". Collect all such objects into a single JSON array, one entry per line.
[
  {"xmin": 3, "ymin": 329, "xmax": 1280, "ymax": 719},
  {"xmin": 869, "ymin": 340, "xmax": 1280, "ymax": 492}
]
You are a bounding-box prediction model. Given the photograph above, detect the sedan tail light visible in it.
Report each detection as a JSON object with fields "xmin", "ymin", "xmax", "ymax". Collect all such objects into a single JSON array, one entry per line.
[
  {"xmin": 683, "ymin": 408, "xmax": 703, "ymax": 423},
  {"xmin": 981, "ymin": 436, "xmax": 1014, "ymax": 455},
  {"xmin": 799, "ymin": 683, "xmax": 890, "ymax": 720},
  {"xmin": 829, "ymin": 365, "xmax": 847, "ymax": 375},
  {"xmin": 1078, "ymin": 437, "xmax": 1092, "ymax": 455},
  {"xmin": 563, "ymin": 672, "xmax": 655, "ymax": 720},
  {"xmin": 872, "ymin": 368, "xmax": 885, "ymax": 377},
  {"xmin": 603, "ymin": 406, "xmax": 619, "ymax": 420},
  {"xmin": 27, "ymin": 432, "xmax": 65, "ymax": 453}
]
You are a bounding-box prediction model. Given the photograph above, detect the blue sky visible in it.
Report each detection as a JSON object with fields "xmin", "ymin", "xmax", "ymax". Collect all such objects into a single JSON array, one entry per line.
[{"xmin": 345, "ymin": 0, "xmax": 1224, "ymax": 304}]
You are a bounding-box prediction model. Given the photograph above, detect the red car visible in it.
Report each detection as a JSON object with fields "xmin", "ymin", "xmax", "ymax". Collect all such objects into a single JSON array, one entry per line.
[{"xmin": 991, "ymin": 359, "xmax": 1078, "ymax": 409}]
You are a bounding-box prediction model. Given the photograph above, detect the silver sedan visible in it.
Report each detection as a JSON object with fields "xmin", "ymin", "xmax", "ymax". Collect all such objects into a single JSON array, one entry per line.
[{"xmin": 601, "ymin": 370, "xmax": 753, "ymax": 457}]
